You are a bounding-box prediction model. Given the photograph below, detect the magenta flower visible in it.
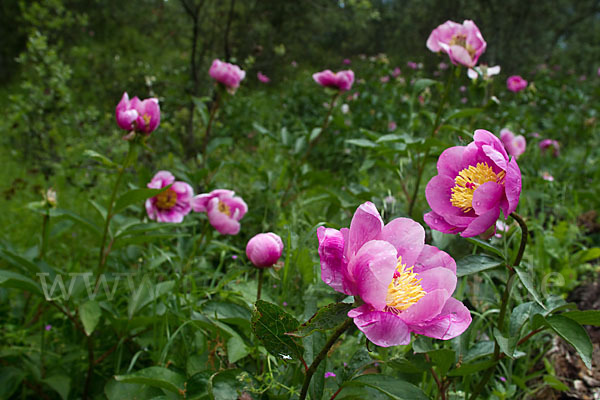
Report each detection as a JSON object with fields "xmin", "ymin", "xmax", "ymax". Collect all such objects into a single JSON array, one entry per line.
[
  {"xmin": 506, "ymin": 75, "xmax": 528, "ymax": 92},
  {"xmin": 246, "ymin": 232, "xmax": 284, "ymax": 268},
  {"xmin": 392, "ymin": 67, "xmax": 402, "ymax": 77},
  {"xmin": 539, "ymin": 139, "xmax": 560, "ymax": 157},
  {"xmin": 424, "ymin": 129, "xmax": 522, "ymax": 237},
  {"xmin": 45, "ymin": 324, "xmax": 52, "ymax": 331},
  {"xmin": 380, "ymin": 75, "xmax": 390, "ymax": 83},
  {"xmin": 145, "ymin": 171, "xmax": 193, "ymax": 223},
  {"xmin": 192, "ymin": 189, "xmax": 247, "ymax": 235},
  {"xmin": 407, "ymin": 61, "xmax": 419, "ymax": 70},
  {"xmin": 343, "ymin": 58, "xmax": 351, "ymax": 65},
  {"xmin": 438, "ymin": 62, "xmax": 449, "ymax": 70},
  {"xmin": 115, "ymin": 92, "xmax": 160, "ymax": 135},
  {"xmin": 500, "ymin": 128, "xmax": 526, "ymax": 158},
  {"xmin": 209, "ymin": 59, "xmax": 246, "ymax": 92},
  {"xmin": 324, "ymin": 372, "xmax": 336, "ymax": 378},
  {"xmin": 312, "ymin": 69, "xmax": 355, "ymax": 91},
  {"xmin": 257, "ymin": 72, "xmax": 270, "ymax": 83},
  {"xmin": 388, "ymin": 121, "xmax": 397, "ymax": 131},
  {"xmin": 317, "ymin": 202, "xmax": 471, "ymax": 347},
  {"xmin": 426, "ymin": 20, "xmax": 486, "ymax": 68}
]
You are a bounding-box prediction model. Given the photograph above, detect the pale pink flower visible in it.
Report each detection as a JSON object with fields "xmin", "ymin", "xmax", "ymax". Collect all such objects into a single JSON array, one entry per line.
[
  {"xmin": 246, "ymin": 233, "xmax": 284, "ymax": 268},
  {"xmin": 388, "ymin": 121, "xmax": 397, "ymax": 131},
  {"xmin": 426, "ymin": 20, "xmax": 487, "ymax": 68},
  {"xmin": 313, "ymin": 69, "xmax": 355, "ymax": 91},
  {"xmin": 192, "ymin": 189, "xmax": 247, "ymax": 235},
  {"xmin": 542, "ymin": 172, "xmax": 554, "ymax": 182},
  {"xmin": 467, "ymin": 65, "xmax": 501, "ymax": 80},
  {"xmin": 539, "ymin": 139, "xmax": 560, "ymax": 157},
  {"xmin": 380, "ymin": 75, "xmax": 390, "ymax": 83},
  {"xmin": 500, "ymin": 129, "xmax": 526, "ymax": 158},
  {"xmin": 407, "ymin": 61, "xmax": 419, "ymax": 70},
  {"xmin": 257, "ymin": 72, "xmax": 270, "ymax": 83},
  {"xmin": 209, "ymin": 59, "xmax": 245, "ymax": 91},
  {"xmin": 392, "ymin": 67, "xmax": 402, "ymax": 77},
  {"xmin": 145, "ymin": 171, "xmax": 193, "ymax": 223}
]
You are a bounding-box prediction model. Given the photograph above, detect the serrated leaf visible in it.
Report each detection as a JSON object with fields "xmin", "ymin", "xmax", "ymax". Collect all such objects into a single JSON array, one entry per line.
[
  {"xmin": 288, "ymin": 302, "xmax": 353, "ymax": 338},
  {"xmin": 113, "ymin": 186, "xmax": 170, "ymax": 215},
  {"xmin": 80, "ymin": 300, "xmax": 102, "ymax": 336},
  {"xmin": 562, "ymin": 310, "xmax": 600, "ymax": 327},
  {"xmin": 456, "ymin": 254, "xmax": 504, "ymax": 277},
  {"xmin": 346, "ymin": 138, "xmax": 377, "ymax": 148},
  {"xmin": 344, "ymin": 374, "xmax": 428, "ymax": 400},
  {"xmin": 114, "ymin": 367, "xmax": 185, "ymax": 393},
  {"xmin": 251, "ymin": 300, "xmax": 304, "ymax": 362}
]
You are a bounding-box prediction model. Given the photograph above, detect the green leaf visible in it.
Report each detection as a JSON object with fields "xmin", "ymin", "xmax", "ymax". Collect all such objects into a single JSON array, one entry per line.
[
  {"xmin": 509, "ymin": 302, "xmax": 544, "ymax": 336},
  {"xmin": 42, "ymin": 375, "xmax": 71, "ymax": 400},
  {"xmin": 412, "ymin": 78, "xmax": 438, "ymax": 93},
  {"xmin": 343, "ymin": 374, "xmax": 428, "ymax": 400},
  {"xmin": 83, "ymin": 149, "xmax": 117, "ymax": 168},
  {"xmin": 346, "ymin": 138, "xmax": 377, "ymax": 148},
  {"xmin": 128, "ymin": 280, "xmax": 175, "ymax": 318},
  {"xmin": 515, "ymin": 266, "xmax": 546, "ymax": 309},
  {"xmin": 444, "ymin": 108, "xmax": 483, "ymax": 121},
  {"xmin": 456, "ymin": 254, "xmax": 504, "ymax": 277},
  {"xmin": 113, "ymin": 186, "xmax": 170, "ymax": 215},
  {"xmin": 545, "ymin": 315, "xmax": 593, "ymax": 370},
  {"xmin": 376, "ymin": 134, "xmax": 406, "ymax": 143},
  {"xmin": 288, "ymin": 302, "xmax": 353, "ymax": 338},
  {"xmin": 493, "ymin": 328, "xmax": 517, "ymax": 359},
  {"xmin": 543, "ymin": 375, "xmax": 569, "ymax": 391},
  {"xmin": 226, "ymin": 335, "xmax": 249, "ymax": 364},
  {"xmin": 309, "ymin": 127, "xmax": 322, "ymax": 141},
  {"xmin": 464, "ymin": 237, "xmax": 504, "ymax": 258},
  {"xmin": 208, "ymin": 369, "xmax": 245, "ymax": 400},
  {"xmin": 114, "ymin": 366, "xmax": 186, "ymax": 393},
  {"xmin": 49, "ymin": 208, "xmax": 101, "ymax": 236},
  {"xmin": 562, "ymin": 310, "xmax": 600, "ymax": 327},
  {"xmin": 447, "ymin": 360, "xmax": 497, "ymax": 376},
  {"xmin": 104, "ymin": 379, "xmax": 163, "ymax": 400},
  {"xmin": 80, "ymin": 300, "xmax": 102, "ymax": 336},
  {"xmin": 251, "ymin": 300, "xmax": 304, "ymax": 363},
  {"xmin": 0, "ymin": 270, "xmax": 42, "ymax": 295},
  {"xmin": 428, "ymin": 349, "xmax": 455, "ymax": 376}
]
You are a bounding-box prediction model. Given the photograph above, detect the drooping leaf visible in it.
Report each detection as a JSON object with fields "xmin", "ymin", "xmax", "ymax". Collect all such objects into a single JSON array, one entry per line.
[
  {"xmin": 79, "ymin": 300, "xmax": 102, "ymax": 336},
  {"xmin": 114, "ymin": 366, "xmax": 185, "ymax": 393},
  {"xmin": 456, "ymin": 254, "xmax": 504, "ymax": 277},
  {"xmin": 342, "ymin": 374, "xmax": 428, "ymax": 400},
  {"xmin": 541, "ymin": 314, "xmax": 593, "ymax": 370},
  {"xmin": 0, "ymin": 270, "xmax": 43, "ymax": 295},
  {"xmin": 288, "ymin": 302, "xmax": 353, "ymax": 338},
  {"xmin": 464, "ymin": 237, "xmax": 504, "ymax": 258},
  {"xmin": 83, "ymin": 149, "xmax": 117, "ymax": 168},
  {"xmin": 346, "ymin": 138, "xmax": 377, "ymax": 148},
  {"xmin": 562, "ymin": 310, "xmax": 600, "ymax": 327},
  {"xmin": 251, "ymin": 300, "xmax": 304, "ymax": 363}
]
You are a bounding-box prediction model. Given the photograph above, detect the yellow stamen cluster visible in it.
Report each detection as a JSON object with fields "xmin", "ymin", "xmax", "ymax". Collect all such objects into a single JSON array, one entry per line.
[
  {"xmin": 449, "ymin": 33, "xmax": 476, "ymax": 58},
  {"xmin": 218, "ymin": 201, "xmax": 231, "ymax": 216},
  {"xmin": 155, "ymin": 188, "xmax": 177, "ymax": 210},
  {"xmin": 385, "ymin": 259, "xmax": 426, "ymax": 313},
  {"xmin": 450, "ymin": 162, "xmax": 505, "ymax": 213},
  {"xmin": 143, "ymin": 114, "xmax": 151, "ymax": 126}
]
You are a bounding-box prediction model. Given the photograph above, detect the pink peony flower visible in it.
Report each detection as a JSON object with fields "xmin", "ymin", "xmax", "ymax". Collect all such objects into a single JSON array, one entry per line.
[
  {"xmin": 392, "ymin": 67, "xmax": 402, "ymax": 77},
  {"xmin": 539, "ymin": 139, "xmax": 560, "ymax": 157},
  {"xmin": 426, "ymin": 20, "xmax": 486, "ymax": 68},
  {"xmin": 209, "ymin": 59, "xmax": 246, "ymax": 91},
  {"xmin": 380, "ymin": 75, "xmax": 390, "ymax": 83},
  {"xmin": 506, "ymin": 75, "xmax": 528, "ymax": 92},
  {"xmin": 257, "ymin": 72, "xmax": 270, "ymax": 83},
  {"xmin": 324, "ymin": 372, "xmax": 336, "ymax": 378},
  {"xmin": 115, "ymin": 92, "xmax": 160, "ymax": 135},
  {"xmin": 313, "ymin": 69, "xmax": 355, "ymax": 91},
  {"xmin": 145, "ymin": 171, "xmax": 193, "ymax": 223},
  {"xmin": 343, "ymin": 58, "xmax": 351, "ymax": 65},
  {"xmin": 317, "ymin": 202, "xmax": 471, "ymax": 347},
  {"xmin": 407, "ymin": 61, "xmax": 419, "ymax": 70},
  {"xmin": 500, "ymin": 128, "xmax": 526, "ymax": 158},
  {"xmin": 246, "ymin": 232, "xmax": 284, "ymax": 268},
  {"xmin": 192, "ymin": 189, "xmax": 247, "ymax": 235},
  {"xmin": 424, "ymin": 129, "xmax": 522, "ymax": 237}
]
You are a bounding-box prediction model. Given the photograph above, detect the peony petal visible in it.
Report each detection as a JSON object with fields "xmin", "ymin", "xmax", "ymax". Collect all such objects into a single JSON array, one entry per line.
[
  {"xmin": 317, "ymin": 227, "xmax": 355, "ymax": 295},
  {"xmin": 472, "ymin": 181, "xmax": 503, "ymax": 214},
  {"xmin": 437, "ymin": 146, "xmax": 466, "ymax": 178},
  {"xmin": 377, "ymin": 218, "xmax": 424, "ymax": 268},
  {"xmin": 417, "ymin": 267, "xmax": 457, "ymax": 297},
  {"xmin": 505, "ymin": 157, "xmax": 522, "ymax": 215},
  {"xmin": 460, "ymin": 207, "xmax": 500, "ymax": 237},
  {"xmin": 351, "ymin": 308, "xmax": 411, "ymax": 347},
  {"xmin": 448, "ymin": 45, "xmax": 474, "ymax": 67},
  {"xmin": 414, "ymin": 245, "xmax": 456, "ymax": 274},
  {"xmin": 348, "ymin": 240, "xmax": 398, "ymax": 310},
  {"xmin": 481, "ymin": 145, "xmax": 508, "ymax": 171},
  {"xmin": 399, "ymin": 289, "xmax": 448, "ymax": 324},
  {"xmin": 425, "ymin": 175, "xmax": 460, "ymax": 216},
  {"xmin": 424, "ymin": 211, "xmax": 464, "ymax": 235},
  {"xmin": 410, "ymin": 297, "xmax": 471, "ymax": 340},
  {"xmin": 346, "ymin": 202, "xmax": 384, "ymax": 259}
]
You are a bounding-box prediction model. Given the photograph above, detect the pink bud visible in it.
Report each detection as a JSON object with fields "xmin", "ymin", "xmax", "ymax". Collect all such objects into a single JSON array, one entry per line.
[{"xmin": 246, "ymin": 232, "xmax": 284, "ymax": 268}]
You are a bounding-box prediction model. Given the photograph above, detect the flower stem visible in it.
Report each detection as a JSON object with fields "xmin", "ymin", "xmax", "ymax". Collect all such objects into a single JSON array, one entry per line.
[
  {"xmin": 407, "ymin": 68, "xmax": 455, "ymax": 217},
  {"xmin": 468, "ymin": 213, "xmax": 528, "ymax": 400},
  {"xmin": 299, "ymin": 317, "xmax": 353, "ymax": 400},
  {"xmin": 201, "ymin": 92, "xmax": 221, "ymax": 169},
  {"xmin": 95, "ymin": 142, "xmax": 136, "ymax": 290},
  {"xmin": 40, "ymin": 209, "xmax": 50, "ymax": 259},
  {"xmin": 256, "ymin": 268, "xmax": 264, "ymax": 301}
]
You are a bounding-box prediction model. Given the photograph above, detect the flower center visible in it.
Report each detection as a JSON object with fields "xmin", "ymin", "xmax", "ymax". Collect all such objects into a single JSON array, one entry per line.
[
  {"xmin": 218, "ymin": 201, "xmax": 231, "ymax": 216},
  {"xmin": 385, "ymin": 258, "xmax": 426, "ymax": 313},
  {"xmin": 449, "ymin": 34, "xmax": 476, "ymax": 58},
  {"xmin": 450, "ymin": 162, "xmax": 505, "ymax": 213},
  {"xmin": 143, "ymin": 114, "xmax": 151, "ymax": 126},
  {"xmin": 155, "ymin": 188, "xmax": 177, "ymax": 210}
]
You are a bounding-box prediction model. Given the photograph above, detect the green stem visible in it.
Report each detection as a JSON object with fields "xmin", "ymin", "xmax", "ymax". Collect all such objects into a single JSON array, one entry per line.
[
  {"xmin": 256, "ymin": 268, "xmax": 264, "ymax": 301},
  {"xmin": 468, "ymin": 213, "xmax": 528, "ymax": 400},
  {"xmin": 40, "ymin": 210, "xmax": 50, "ymax": 259},
  {"xmin": 299, "ymin": 318, "xmax": 353, "ymax": 400},
  {"xmin": 95, "ymin": 142, "xmax": 136, "ymax": 289},
  {"xmin": 407, "ymin": 68, "xmax": 455, "ymax": 217},
  {"xmin": 201, "ymin": 92, "xmax": 221, "ymax": 169}
]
